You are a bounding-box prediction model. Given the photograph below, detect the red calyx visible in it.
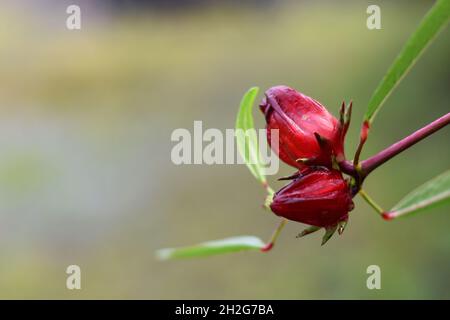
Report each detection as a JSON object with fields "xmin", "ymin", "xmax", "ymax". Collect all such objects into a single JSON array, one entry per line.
[
  {"xmin": 270, "ymin": 167, "xmax": 354, "ymax": 228},
  {"xmin": 260, "ymin": 85, "xmax": 342, "ymax": 169}
]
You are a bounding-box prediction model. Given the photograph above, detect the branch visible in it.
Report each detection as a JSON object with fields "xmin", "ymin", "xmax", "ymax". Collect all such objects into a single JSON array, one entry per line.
[{"xmin": 361, "ymin": 112, "xmax": 450, "ymax": 177}]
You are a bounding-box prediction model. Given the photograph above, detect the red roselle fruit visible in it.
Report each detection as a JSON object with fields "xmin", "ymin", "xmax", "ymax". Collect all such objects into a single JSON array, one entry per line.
[
  {"xmin": 270, "ymin": 168, "xmax": 354, "ymax": 228},
  {"xmin": 260, "ymin": 85, "xmax": 343, "ymax": 169}
]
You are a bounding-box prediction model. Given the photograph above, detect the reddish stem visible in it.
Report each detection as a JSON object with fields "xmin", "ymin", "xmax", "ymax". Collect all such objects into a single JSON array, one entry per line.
[
  {"xmin": 354, "ymin": 120, "xmax": 370, "ymax": 166},
  {"xmin": 260, "ymin": 242, "xmax": 274, "ymax": 252},
  {"xmin": 361, "ymin": 112, "xmax": 450, "ymax": 177},
  {"xmin": 338, "ymin": 112, "xmax": 450, "ymax": 184},
  {"xmin": 338, "ymin": 159, "xmax": 356, "ymax": 176}
]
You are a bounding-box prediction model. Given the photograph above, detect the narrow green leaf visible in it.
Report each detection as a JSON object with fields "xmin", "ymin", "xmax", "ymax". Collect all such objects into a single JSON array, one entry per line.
[
  {"xmin": 365, "ymin": 0, "xmax": 450, "ymax": 123},
  {"xmin": 388, "ymin": 170, "xmax": 450, "ymax": 218},
  {"xmin": 156, "ymin": 236, "xmax": 265, "ymax": 260},
  {"xmin": 235, "ymin": 87, "xmax": 267, "ymax": 185}
]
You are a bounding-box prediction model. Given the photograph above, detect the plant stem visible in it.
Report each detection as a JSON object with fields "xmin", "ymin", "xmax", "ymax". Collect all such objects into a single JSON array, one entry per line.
[
  {"xmin": 354, "ymin": 121, "xmax": 370, "ymax": 166},
  {"xmin": 359, "ymin": 189, "xmax": 384, "ymax": 215},
  {"xmin": 338, "ymin": 159, "xmax": 357, "ymax": 176},
  {"xmin": 261, "ymin": 219, "xmax": 287, "ymax": 252},
  {"xmin": 360, "ymin": 112, "xmax": 450, "ymax": 177}
]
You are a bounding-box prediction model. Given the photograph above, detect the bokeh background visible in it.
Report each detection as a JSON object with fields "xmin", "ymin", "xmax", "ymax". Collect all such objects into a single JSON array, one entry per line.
[{"xmin": 0, "ymin": 0, "xmax": 449, "ymax": 299}]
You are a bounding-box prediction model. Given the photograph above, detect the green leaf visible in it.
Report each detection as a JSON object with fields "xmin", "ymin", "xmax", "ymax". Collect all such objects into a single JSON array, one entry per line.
[
  {"xmin": 236, "ymin": 87, "xmax": 267, "ymax": 185},
  {"xmin": 365, "ymin": 0, "xmax": 450, "ymax": 123},
  {"xmin": 388, "ymin": 170, "xmax": 450, "ymax": 218},
  {"xmin": 156, "ymin": 236, "xmax": 266, "ymax": 260}
]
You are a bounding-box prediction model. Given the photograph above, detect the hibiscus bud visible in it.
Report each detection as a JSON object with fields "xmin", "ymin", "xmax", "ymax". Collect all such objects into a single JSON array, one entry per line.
[
  {"xmin": 270, "ymin": 168, "xmax": 354, "ymax": 228},
  {"xmin": 260, "ymin": 85, "xmax": 341, "ymax": 169}
]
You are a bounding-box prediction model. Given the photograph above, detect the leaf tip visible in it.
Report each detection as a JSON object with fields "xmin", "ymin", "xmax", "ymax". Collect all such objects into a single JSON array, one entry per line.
[{"xmin": 155, "ymin": 248, "xmax": 173, "ymax": 261}]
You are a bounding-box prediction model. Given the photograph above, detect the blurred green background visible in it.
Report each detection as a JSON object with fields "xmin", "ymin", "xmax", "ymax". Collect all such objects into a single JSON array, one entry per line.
[{"xmin": 0, "ymin": 0, "xmax": 448, "ymax": 299}]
